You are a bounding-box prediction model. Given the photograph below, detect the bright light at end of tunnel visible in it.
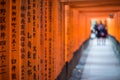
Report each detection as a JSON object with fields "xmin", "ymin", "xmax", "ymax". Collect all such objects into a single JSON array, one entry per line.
[{"xmin": 107, "ymin": 18, "xmax": 112, "ymax": 22}]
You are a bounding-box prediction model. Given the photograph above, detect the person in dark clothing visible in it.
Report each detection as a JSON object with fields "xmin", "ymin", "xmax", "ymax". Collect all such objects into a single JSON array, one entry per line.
[
  {"xmin": 94, "ymin": 23, "xmax": 98, "ymax": 32},
  {"xmin": 94, "ymin": 21, "xmax": 101, "ymax": 45},
  {"xmin": 101, "ymin": 28, "xmax": 108, "ymax": 38},
  {"xmin": 100, "ymin": 27, "xmax": 108, "ymax": 45},
  {"xmin": 94, "ymin": 21, "xmax": 99, "ymax": 37},
  {"xmin": 94, "ymin": 21, "xmax": 108, "ymax": 45}
]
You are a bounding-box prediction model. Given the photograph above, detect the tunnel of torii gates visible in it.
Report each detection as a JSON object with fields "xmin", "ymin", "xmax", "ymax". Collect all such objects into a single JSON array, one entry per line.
[{"xmin": 0, "ymin": 0, "xmax": 120, "ymax": 80}]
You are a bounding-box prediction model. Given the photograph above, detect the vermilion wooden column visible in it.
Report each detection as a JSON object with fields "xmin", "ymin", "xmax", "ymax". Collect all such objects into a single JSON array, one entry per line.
[
  {"xmin": 36, "ymin": 0, "xmax": 41, "ymax": 80},
  {"xmin": 117, "ymin": 12, "xmax": 120, "ymax": 41},
  {"xmin": 65, "ymin": 5, "xmax": 69, "ymax": 62},
  {"xmin": 32, "ymin": 0, "xmax": 40, "ymax": 80},
  {"xmin": 39, "ymin": 0, "xmax": 43, "ymax": 79},
  {"xmin": 78, "ymin": 12, "xmax": 88, "ymax": 45},
  {"xmin": 0, "ymin": 0, "xmax": 10, "ymax": 80},
  {"xmin": 10, "ymin": 0, "xmax": 21, "ymax": 80},
  {"xmin": 39, "ymin": 0, "xmax": 45, "ymax": 80},
  {"xmin": 65, "ymin": 5, "xmax": 75, "ymax": 62},
  {"xmin": 52, "ymin": 0, "xmax": 65, "ymax": 79},
  {"xmin": 20, "ymin": 0, "xmax": 28, "ymax": 80},
  {"xmin": 27, "ymin": 0, "xmax": 34, "ymax": 79},
  {"xmin": 113, "ymin": 12, "xmax": 120, "ymax": 42}
]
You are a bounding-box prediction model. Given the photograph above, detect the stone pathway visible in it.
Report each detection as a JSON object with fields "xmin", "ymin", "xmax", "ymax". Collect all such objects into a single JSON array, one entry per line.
[{"xmin": 69, "ymin": 38, "xmax": 120, "ymax": 80}]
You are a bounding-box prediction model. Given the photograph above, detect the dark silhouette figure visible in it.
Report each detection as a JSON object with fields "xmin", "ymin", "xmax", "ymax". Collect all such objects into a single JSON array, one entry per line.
[{"xmin": 94, "ymin": 21, "xmax": 108, "ymax": 45}]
